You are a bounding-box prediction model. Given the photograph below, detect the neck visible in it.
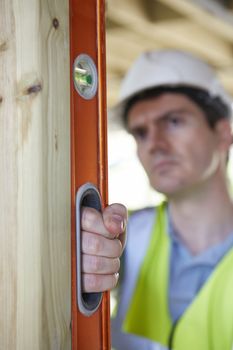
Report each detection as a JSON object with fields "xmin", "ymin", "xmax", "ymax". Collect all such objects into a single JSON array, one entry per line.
[{"xmin": 168, "ymin": 173, "xmax": 233, "ymax": 255}]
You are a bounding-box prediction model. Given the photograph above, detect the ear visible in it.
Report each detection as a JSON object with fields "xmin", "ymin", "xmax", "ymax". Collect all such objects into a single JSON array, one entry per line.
[{"xmin": 215, "ymin": 119, "xmax": 232, "ymax": 152}]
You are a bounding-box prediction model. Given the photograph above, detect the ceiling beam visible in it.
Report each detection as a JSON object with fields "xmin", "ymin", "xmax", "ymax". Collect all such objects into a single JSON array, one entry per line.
[
  {"xmin": 107, "ymin": 10, "xmax": 233, "ymax": 68},
  {"xmin": 106, "ymin": 0, "xmax": 233, "ymax": 107},
  {"xmin": 158, "ymin": 0, "xmax": 233, "ymax": 42}
]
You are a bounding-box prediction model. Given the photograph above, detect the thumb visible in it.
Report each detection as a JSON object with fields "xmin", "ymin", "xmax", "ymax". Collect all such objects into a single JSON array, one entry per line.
[{"xmin": 103, "ymin": 203, "xmax": 127, "ymax": 238}]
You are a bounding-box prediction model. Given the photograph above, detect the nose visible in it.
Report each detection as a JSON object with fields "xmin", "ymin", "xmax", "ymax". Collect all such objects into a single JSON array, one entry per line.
[{"xmin": 146, "ymin": 125, "xmax": 168, "ymax": 153}]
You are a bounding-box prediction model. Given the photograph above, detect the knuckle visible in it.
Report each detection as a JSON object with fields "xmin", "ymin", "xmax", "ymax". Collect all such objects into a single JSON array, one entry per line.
[
  {"xmin": 81, "ymin": 207, "xmax": 90, "ymax": 225},
  {"xmin": 114, "ymin": 258, "xmax": 120, "ymax": 272},
  {"xmin": 91, "ymin": 256, "xmax": 102, "ymax": 273},
  {"xmin": 108, "ymin": 203, "xmax": 128, "ymax": 219},
  {"xmin": 88, "ymin": 208, "xmax": 99, "ymax": 223},
  {"xmin": 85, "ymin": 233, "xmax": 102, "ymax": 254},
  {"xmin": 92, "ymin": 236, "xmax": 102, "ymax": 254},
  {"xmin": 83, "ymin": 274, "xmax": 100, "ymax": 291},
  {"xmin": 82, "ymin": 207, "xmax": 100, "ymax": 229},
  {"xmin": 90, "ymin": 275, "xmax": 102, "ymax": 291},
  {"xmin": 85, "ymin": 273, "xmax": 119, "ymax": 292},
  {"xmin": 114, "ymin": 239, "xmax": 123, "ymax": 257}
]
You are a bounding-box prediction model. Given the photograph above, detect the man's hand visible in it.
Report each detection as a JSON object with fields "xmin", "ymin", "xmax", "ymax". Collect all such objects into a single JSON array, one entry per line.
[{"xmin": 81, "ymin": 203, "xmax": 127, "ymax": 292}]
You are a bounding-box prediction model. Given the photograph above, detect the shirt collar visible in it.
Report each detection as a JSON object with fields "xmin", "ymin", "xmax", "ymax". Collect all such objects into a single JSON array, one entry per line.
[{"xmin": 166, "ymin": 205, "xmax": 233, "ymax": 266}]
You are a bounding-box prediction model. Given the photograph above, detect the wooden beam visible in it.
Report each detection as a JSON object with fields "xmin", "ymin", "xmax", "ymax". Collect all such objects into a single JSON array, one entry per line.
[
  {"xmin": 106, "ymin": 0, "xmax": 233, "ymax": 108},
  {"xmin": 108, "ymin": 25, "xmax": 233, "ymax": 65},
  {"xmin": 106, "ymin": 29, "xmax": 162, "ymax": 72},
  {"xmin": 158, "ymin": 0, "xmax": 233, "ymax": 42}
]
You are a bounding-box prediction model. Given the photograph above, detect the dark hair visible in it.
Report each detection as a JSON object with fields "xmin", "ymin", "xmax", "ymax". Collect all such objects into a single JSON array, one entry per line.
[{"xmin": 123, "ymin": 86, "xmax": 231, "ymax": 129}]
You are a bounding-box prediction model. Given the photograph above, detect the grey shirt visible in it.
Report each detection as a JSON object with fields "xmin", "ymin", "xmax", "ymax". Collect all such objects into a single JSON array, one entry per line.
[{"xmin": 168, "ymin": 207, "xmax": 233, "ymax": 322}]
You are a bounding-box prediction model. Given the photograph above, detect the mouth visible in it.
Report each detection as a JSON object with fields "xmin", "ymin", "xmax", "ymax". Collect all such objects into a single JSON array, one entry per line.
[{"xmin": 152, "ymin": 160, "xmax": 177, "ymax": 173}]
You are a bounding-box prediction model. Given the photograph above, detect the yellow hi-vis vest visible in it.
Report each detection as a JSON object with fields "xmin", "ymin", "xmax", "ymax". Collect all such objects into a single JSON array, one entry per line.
[{"xmin": 123, "ymin": 203, "xmax": 233, "ymax": 350}]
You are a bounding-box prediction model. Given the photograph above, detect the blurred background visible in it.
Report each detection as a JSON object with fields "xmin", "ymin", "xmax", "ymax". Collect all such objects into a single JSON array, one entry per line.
[{"xmin": 106, "ymin": 0, "xmax": 233, "ymax": 209}]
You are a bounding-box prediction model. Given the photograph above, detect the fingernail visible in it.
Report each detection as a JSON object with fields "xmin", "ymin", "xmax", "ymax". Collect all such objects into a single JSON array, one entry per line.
[
  {"xmin": 121, "ymin": 219, "xmax": 126, "ymax": 231},
  {"xmin": 112, "ymin": 214, "xmax": 123, "ymax": 227}
]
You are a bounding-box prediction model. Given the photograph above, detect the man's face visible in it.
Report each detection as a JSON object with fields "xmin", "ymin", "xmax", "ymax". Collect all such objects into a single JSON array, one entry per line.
[{"xmin": 127, "ymin": 93, "xmax": 229, "ymax": 197}]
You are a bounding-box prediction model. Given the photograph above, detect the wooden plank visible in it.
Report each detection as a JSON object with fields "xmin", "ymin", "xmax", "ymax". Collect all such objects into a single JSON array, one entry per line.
[{"xmin": 0, "ymin": 1, "xmax": 71, "ymax": 349}]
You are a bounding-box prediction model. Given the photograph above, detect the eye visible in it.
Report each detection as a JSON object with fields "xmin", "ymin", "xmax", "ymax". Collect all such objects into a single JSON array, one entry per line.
[
  {"xmin": 168, "ymin": 115, "xmax": 182, "ymax": 125},
  {"xmin": 164, "ymin": 114, "xmax": 184, "ymax": 129},
  {"xmin": 130, "ymin": 127, "xmax": 148, "ymax": 141}
]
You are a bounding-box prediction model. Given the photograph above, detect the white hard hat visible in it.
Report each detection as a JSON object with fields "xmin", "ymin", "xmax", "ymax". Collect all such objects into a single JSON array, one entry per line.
[{"xmin": 109, "ymin": 49, "xmax": 232, "ymax": 124}]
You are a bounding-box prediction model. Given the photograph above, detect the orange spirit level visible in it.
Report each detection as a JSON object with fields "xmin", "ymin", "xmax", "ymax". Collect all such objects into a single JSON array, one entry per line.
[{"xmin": 69, "ymin": 0, "xmax": 110, "ymax": 349}]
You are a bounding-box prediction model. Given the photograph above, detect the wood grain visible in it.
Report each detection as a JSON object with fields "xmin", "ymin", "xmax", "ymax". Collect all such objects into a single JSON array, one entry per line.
[{"xmin": 0, "ymin": 1, "xmax": 71, "ymax": 349}]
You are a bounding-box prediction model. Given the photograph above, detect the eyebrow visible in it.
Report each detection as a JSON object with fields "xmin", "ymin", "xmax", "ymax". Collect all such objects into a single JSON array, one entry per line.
[
  {"xmin": 156, "ymin": 108, "xmax": 189, "ymax": 121},
  {"xmin": 128, "ymin": 108, "xmax": 189, "ymax": 132}
]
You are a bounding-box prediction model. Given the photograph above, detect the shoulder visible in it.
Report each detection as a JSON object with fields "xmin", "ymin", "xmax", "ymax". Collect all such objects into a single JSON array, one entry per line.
[
  {"xmin": 125, "ymin": 203, "xmax": 167, "ymax": 252},
  {"xmin": 126, "ymin": 207, "xmax": 157, "ymax": 250},
  {"xmin": 128, "ymin": 207, "xmax": 156, "ymax": 225}
]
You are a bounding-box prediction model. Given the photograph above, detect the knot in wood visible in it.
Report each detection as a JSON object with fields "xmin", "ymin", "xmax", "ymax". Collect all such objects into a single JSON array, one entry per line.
[
  {"xmin": 53, "ymin": 18, "xmax": 59, "ymax": 29},
  {"xmin": 27, "ymin": 84, "xmax": 42, "ymax": 95}
]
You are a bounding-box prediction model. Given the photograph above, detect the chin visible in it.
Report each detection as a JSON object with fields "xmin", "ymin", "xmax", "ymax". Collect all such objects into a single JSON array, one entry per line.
[{"xmin": 151, "ymin": 179, "xmax": 185, "ymax": 197}]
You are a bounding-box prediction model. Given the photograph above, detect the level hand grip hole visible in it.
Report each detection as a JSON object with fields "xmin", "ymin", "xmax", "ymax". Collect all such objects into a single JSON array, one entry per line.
[{"xmin": 76, "ymin": 183, "xmax": 103, "ymax": 316}]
